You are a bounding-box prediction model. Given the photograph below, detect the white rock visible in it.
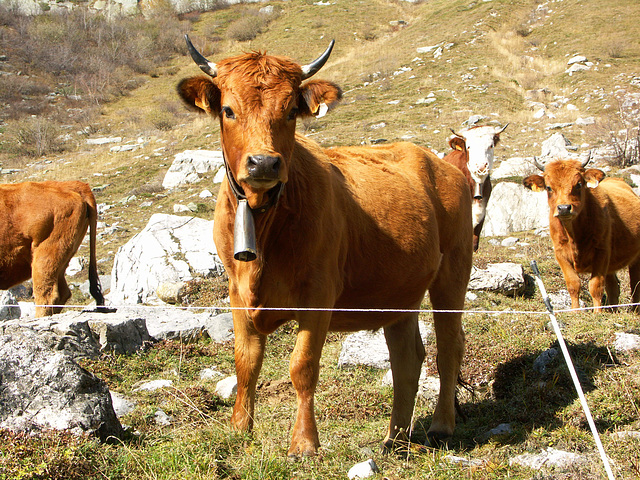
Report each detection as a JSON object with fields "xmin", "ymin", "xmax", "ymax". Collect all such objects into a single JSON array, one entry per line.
[
  {"xmin": 199, "ymin": 189, "xmax": 213, "ymax": 198},
  {"xmin": 338, "ymin": 321, "xmax": 432, "ymax": 369},
  {"xmin": 86, "ymin": 136, "xmax": 122, "ymax": 145},
  {"xmin": 154, "ymin": 410, "xmax": 173, "ymax": 426},
  {"xmin": 541, "ymin": 132, "xmax": 572, "ymax": 159},
  {"xmin": 492, "ymin": 157, "xmax": 539, "ymax": 179},
  {"xmin": 468, "ymin": 263, "xmax": 526, "ymax": 296},
  {"xmin": 134, "ymin": 379, "xmax": 173, "ymax": 392},
  {"xmin": 200, "ymin": 367, "xmax": 224, "ymax": 381},
  {"xmin": 483, "ymin": 182, "xmax": 549, "ymax": 236},
  {"xmin": 509, "ymin": 447, "xmax": 587, "ymax": 470},
  {"xmin": 567, "ymin": 55, "xmax": 587, "ymax": 65},
  {"xmin": 347, "ymin": 459, "xmax": 378, "ymax": 479},
  {"xmin": 110, "ymin": 391, "xmax": 136, "ymax": 417},
  {"xmin": 0, "ymin": 290, "xmax": 21, "ymax": 321},
  {"xmin": 501, "ymin": 237, "xmax": 519, "ymax": 247},
  {"xmin": 65, "ymin": 257, "xmax": 85, "ymax": 277},
  {"xmin": 110, "ymin": 214, "xmax": 223, "ymax": 305},
  {"xmin": 162, "ymin": 150, "xmax": 224, "ymax": 190},
  {"xmin": 614, "ymin": 332, "xmax": 640, "ymax": 352},
  {"xmin": 215, "ymin": 376, "xmax": 238, "ymax": 399}
]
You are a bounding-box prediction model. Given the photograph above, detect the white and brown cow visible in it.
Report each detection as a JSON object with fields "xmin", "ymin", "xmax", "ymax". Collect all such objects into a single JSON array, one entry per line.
[{"xmin": 443, "ymin": 124, "xmax": 507, "ymax": 251}]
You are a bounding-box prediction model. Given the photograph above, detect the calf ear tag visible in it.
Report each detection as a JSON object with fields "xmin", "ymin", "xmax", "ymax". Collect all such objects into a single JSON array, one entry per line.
[
  {"xmin": 531, "ymin": 184, "xmax": 545, "ymax": 193},
  {"xmin": 315, "ymin": 102, "xmax": 328, "ymax": 118}
]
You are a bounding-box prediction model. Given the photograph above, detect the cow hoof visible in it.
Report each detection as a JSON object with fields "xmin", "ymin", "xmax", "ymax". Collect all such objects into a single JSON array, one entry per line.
[
  {"xmin": 381, "ymin": 437, "xmax": 411, "ymax": 456},
  {"xmin": 425, "ymin": 431, "xmax": 451, "ymax": 449},
  {"xmin": 286, "ymin": 449, "xmax": 317, "ymax": 461}
]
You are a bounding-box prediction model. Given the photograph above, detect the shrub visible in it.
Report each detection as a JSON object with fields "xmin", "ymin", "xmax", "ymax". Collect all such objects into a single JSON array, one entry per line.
[{"xmin": 8, "ymin": 116, "xmax": 63, "ymax": 157}]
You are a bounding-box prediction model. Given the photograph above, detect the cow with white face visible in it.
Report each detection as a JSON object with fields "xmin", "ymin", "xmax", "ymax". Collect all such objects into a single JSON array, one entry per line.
[{"xmin": 443, "ymin": 124, "xmax": 508, "ymax": 251}]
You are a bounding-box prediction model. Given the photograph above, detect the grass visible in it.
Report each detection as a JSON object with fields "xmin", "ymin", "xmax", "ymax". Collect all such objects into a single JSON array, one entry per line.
[{"xmin": 2, "ymin": 0, "xmax": 640, "ymax": 478}]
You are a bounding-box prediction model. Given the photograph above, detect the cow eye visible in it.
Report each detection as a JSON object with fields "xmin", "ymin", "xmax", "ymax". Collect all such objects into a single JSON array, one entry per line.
[
  {"xmin": 221, "ymin": 106, "xmax": 235, "ymax": 120},
  {"xmin": 546, "ymin": 186, "xmax": 552, "ymax": 193},
  {"xmin": 576, "ymin": 181, "xmax": 583, "ymax": 190},
  {"xmin": 287, "ymin": 107, "xmax": 299, "ymax": 121}
]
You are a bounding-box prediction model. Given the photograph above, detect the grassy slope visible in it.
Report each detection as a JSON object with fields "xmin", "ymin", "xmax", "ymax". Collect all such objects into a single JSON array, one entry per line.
[{"xmin": 3, "ymin": 0, "xmax": 640, "ymax": 478}]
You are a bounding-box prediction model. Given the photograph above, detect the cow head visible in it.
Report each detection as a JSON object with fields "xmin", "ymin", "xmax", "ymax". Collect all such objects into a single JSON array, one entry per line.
[
  {"xmin": 177, "ymin": 36, "xmax": 342, "ymax": 209},
  {"xmin": 523, "ymin": 157, "xmax": 605, "ymax": 220},
  {"xmin": 449, "ymin": 124, "xmax": 507, "ymax": 199}
]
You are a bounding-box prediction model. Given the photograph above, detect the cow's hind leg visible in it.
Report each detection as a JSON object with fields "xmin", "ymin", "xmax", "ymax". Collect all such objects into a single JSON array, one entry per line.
[
  {"xmin": 425, "ymin": 253, "xmax": 469, "ymax": 446},
  {"xmin": 605, "ymin": 273, "xmax": 620, "ymax": 312},
  {"xmin": 382, "ymin": 311, "xmax": 425, "ymax": 453},
  {"xmin": 629, "ymin": 260, "xmax": 640, "ymax": 313}
]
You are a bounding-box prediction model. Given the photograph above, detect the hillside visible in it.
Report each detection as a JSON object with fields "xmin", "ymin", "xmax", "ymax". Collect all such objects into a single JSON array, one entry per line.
[{"xmin": 1, "ymin": 1, "xmax": 640, "ymax": 479}]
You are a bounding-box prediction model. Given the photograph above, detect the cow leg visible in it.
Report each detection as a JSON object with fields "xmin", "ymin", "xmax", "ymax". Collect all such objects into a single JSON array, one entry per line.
[
  {"xmin": 231, "ymin": 310, "xmax": 267, "ymax": 433},
  {"xmin": 629, "ymin": 260, "xmax": 640, "ymax": 313},
  {"xmin": 287, "ymin": 314, "xmax": 330, "ymax": 458},
  {"xmin": 425, "ymin": 255, "xmax": 469, "ymax": 446},
  {"xmin": 588, "ymin": 275, "xmax": 606, "ymax": 312},
  {"xmin": 604, "ymin": 273, "xmax": 620, "ymax": 312},
  {"xmin": 382, "ymin": 312, "xmax": 424, "ymax": 452},
  {"xmin": 557, "ymin": 257, "xmax": 582, "ymax": 310},
  {"xmin": 32, "ymin": 256, "xmax": 62, "ymax": 318}
]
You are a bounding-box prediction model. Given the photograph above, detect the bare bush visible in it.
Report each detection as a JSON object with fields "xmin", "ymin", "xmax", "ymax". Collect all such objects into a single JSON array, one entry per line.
[
  {"xmin": 226, "ymin": 8, "xmax": 279, "ymax": 42},
  {"xmin": 7, "ymin": 117, "xmax": 63, "ymax": 157}
]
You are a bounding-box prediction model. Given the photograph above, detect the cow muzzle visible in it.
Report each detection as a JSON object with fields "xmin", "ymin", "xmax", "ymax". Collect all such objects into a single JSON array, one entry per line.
[
  {"xmin": 246, "ymin": 154, "xmax": 282, "ymax": 186},
  {"xmin": 555, "ymin": 204, "xmax": 573, "ymax": 218}
]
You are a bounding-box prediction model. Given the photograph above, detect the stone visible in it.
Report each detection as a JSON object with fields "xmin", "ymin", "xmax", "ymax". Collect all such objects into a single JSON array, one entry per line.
[
  {"xmin": 134, "ymin": 379, "xmax": 173, "ymax": 392},
  {"xmin": 492, "ymin": 157, "xmax": 539, "ymax": 179},
  {"xmin": 0, "ymin": 290, "xmax": 21, "ymax": 321},
  {"xmin": 156, "ymin": 281, "xmax": 186, "ymax": 305},
  {"xmin": 468, "ymin": 263, "xmax": 526, "ymax": 296},
  {"xmin": 154, "ymin": 409, "xmax": 173, "ymax": 426},
  {"xmin": 338, "ymin": 321, "xmax": 432, "ymax": 369},
  {"xmin": 509, "ymin": 447, "xmax": 587, "ymax": 470},
  {"xmin": 541, "ymin": 132, "xmax": 571, "ymax": 159},
  {"xmin": 65, "ymin": 257, "xmax": 85, "ymax": 276},
  {"xmin": 110, "ymin": 214, "xmax": 224, "ymax": 305},
  {"xmin": 614, "ymin": 332, "xmax": 640, "ymax": 352},
  {"xmin": 215, "ymin": 375, "xmax": 238, "ymax": 399},
  {"xmin": 533, "ymin": 348, "xmax": 558, "ymax": 374},
  {"xmin": 0, "ymin": 328, "xmax": 122, "ymax": 441},
  {"xmin": 111, "ymin": 391, "xmax": 136, "ymax": 418},
  {"xmin": 483, "ymin": 182, "xmax": 549, "ymax": 236},
  {"xmin": 347, "ymin": 459, "xmax": 379, "ymax": 479},
  {"xmin": 162, "ymin": 150, "xmax": 224, "ymax": 190}
]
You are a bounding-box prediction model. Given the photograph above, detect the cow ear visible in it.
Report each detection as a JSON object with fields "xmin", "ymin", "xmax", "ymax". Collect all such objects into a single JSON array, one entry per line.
[
  {"xmin": 299, "ymin": 80, "xmax": 342, "ymax": 118},
  {"xmin": 177, "ymin": 76, "xmax": 221, "ymax": 115},
  {"xmin": 523, "ymin": 175, "xmax": 546, "ymax": 192},
  {"xmin": 584, "ymin": 168, "xmax": 605, "ymax": 188},
  {"xmin": 449, "ymin": 136, "xmax": 466, "ymax": 151}
]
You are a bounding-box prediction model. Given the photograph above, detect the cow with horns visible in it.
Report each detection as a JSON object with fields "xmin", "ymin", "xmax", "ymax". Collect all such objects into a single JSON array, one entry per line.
[
  {"xmin": 0, "ymin": 181, "xmax": 105, "ymax": 317},
  {"xmin": 523, "ymin": 156, "xmax": 640, "ymax": 312},
  {"xmin": 177, "ymin": 37, "xmax": 474, "ymax": 457},
  {"xmin": 443, "ymin": 124, "xmax": 507, "ymax": 252}
]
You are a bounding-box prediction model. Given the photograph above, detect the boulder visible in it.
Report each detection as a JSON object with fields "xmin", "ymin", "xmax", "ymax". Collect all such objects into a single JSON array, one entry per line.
[
  {"xmin": 492, "ymin": 157, "xmax": 539, "ymax": 179},
  {"xmin": 540, "ymin": 132, "xmax": 572, "ymax": 159},
  {"xmin": 162, "ymin": 150, "xmax": 224, "ymax": 190},
  {"xmin": 509, "ymin": 447, "xmax": 587, "ymax": 470},
  {"xmin": 483, "ymin": 182, "xmax": 549, "ymax": 236},
  {"xmin": 110, "ymin": 214, "xmax": 224, "ymax": 305},
  {"xmin": 0, "ymin": 290, "xmax": 21, "ymax": 321},
  {"xmin": 468, "ymin": 263, "xmax": 527, "ymax": 296},
  {"xmin": 338, "ymin": 321, "xmax": 432, "ymax": 369},
  {"xmin": 0, "ymin": 328, "xmax": 123, "ymax": 441}
]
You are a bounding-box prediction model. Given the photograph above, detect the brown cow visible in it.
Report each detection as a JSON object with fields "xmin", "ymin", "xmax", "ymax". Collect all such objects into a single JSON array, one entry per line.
[
  {"xmin": 0, "ymin": 181, "xmax": 104, "ymax": 317},
  {"xmin": 443, "ymin": 124, "xmax": 507, "ymax": 251},
  {"xmin": 177, "ymin": 37, "xmax": 473, "ymax": 457},
  {"xmin": 523, "ymin": 158, "xmax": 640, "ymax": 312}
]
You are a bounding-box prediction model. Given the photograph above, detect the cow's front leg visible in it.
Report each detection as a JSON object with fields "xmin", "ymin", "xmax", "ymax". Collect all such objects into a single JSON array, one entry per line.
[
  {"xmin": 588, "ymin": 274, "xmax": 606, "ymax": 312},
  {"xmin": 556, "ymin": 256, "xmax": 582, "ymax": 310},
  {"xmin": 231, "ymin": 310, "xmax": 267, "ymax": 432},
  {"xmin": 287, "ymin": 315, "xmax": 330, "ymax": 458}
]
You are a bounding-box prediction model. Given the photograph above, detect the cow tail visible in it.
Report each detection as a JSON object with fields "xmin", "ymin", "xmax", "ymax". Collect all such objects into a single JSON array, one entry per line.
[{"xmin": 87, "ymin": 198, "xmax": 105, "ymax": 307}]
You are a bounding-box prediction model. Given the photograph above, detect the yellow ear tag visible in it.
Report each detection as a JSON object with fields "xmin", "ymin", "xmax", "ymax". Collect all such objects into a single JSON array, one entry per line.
[
  {"xmin": 455, "ymin": 144, "xmax": 463, "ymax": 151},
  {"xmin": 315, "ymin": 102, "xmax": 328, "ymax": 118},
  {"xmin": 531, "ymin": 184, "xmax": 545, "ymax": 193},
  {"xmin": 587, "ymin": 180, "xmax": 599, "ymax": 188}
]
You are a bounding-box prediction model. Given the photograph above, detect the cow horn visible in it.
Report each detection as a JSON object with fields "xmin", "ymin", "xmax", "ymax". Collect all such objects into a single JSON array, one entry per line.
[
  {"xmin": 301, "ymin": 40, "xmax": 335, "ymax": 80},
  {"xmin": 496, "ymin": 123, "xmax": 509, "ymax": 134},
  {"xmin": 449, "ymin": 128, "xmax": 464, "ymax": 138},
  {"xmin": 532, "ymin": 156, "xmax": 545, "ymax": 171},
  {"xmin": 581, "ymin": 150, "xmax": 592, "ymax": 168},
  {"xmin": 185, "ymin": 34, "xmax": 218, "ymax": 78}
]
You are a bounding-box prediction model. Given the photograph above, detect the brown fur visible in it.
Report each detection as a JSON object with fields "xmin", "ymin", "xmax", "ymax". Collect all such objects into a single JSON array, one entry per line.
[
  {"xmin": 178, "ymin": 48, "xmax": 473, "ymax": 456},
  {"xmin": 524, "ymin": 159, "xmax": 640, "ymax": 311},
  {"xmin": 0, "ymin": 181, "xmax": 104, "ymax": 317}
]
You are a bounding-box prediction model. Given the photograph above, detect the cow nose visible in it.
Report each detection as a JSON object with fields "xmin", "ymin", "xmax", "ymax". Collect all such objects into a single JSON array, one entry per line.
[
  {"xmin": 557, "ymin": 204, "xmax": 572, "ymax": 216},
  {"xmin": 246, "ymin": 155, "xmax": 281, "ymax": 179}
]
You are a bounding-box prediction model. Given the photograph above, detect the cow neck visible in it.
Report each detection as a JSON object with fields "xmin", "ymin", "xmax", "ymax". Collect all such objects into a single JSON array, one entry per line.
[{"xmin": 222, "ymin": 150, "xmax": 284, "ymax": 215}]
